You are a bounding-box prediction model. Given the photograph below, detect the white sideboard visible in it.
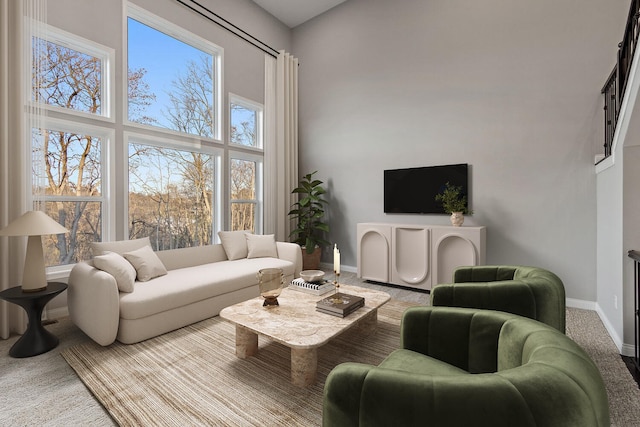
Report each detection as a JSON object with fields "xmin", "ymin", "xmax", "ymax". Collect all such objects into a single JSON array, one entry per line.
[{"xmin": 357, "ymin": 223, "xmax": 486, "ymax": 291}]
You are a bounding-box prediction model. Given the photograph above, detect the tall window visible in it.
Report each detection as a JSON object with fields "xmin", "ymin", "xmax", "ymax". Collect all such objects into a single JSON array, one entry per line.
[
  {"xmin": 229, "ymin": 94, "xmax": 263, "ymax": 233},
  {"xmin": 125, "ymin": 5, "xmax": 225, "ymax": 250},
  {"xmin": 128, "ymin": 139, "xmax": 217, "ymax": 250},
  {"xmin": 127, "ymin": 6, "xmax": 221, "ymax": 139},
  {"xmin": 31, "ymin": 25, "xmax": 114, "ymax": 267},
  {"xmin": 32, "ymin": 123, "xmax": 108, "ymax": 267},
  {"xmin": 27, "ymin": 4, "xmax": 267, "ymax": 272}
]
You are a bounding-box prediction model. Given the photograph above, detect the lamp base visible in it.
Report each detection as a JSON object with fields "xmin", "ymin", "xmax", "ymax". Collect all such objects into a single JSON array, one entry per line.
[{"xmin": 21, "ymin": 285, "xmax": 47, "ymax": 293}]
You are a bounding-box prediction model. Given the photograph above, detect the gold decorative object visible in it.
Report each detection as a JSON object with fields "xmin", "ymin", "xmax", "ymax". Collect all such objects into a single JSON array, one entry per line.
[{"xmin": 331, "ymin": 270, "xmax": 343, "ymax": 304}]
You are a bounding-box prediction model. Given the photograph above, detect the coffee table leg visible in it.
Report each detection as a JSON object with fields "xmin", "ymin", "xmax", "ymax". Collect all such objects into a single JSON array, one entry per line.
[
  {"xmin": 291, "ymin": 347, "xmax": 317, "ymax": 387},
  {"xmin": 357, "ymin": 308, "xmax": 378, "ymax": 334},
  {"xmin": 235, "ymin": 325, "xmax": 258, "ymax": 359}
]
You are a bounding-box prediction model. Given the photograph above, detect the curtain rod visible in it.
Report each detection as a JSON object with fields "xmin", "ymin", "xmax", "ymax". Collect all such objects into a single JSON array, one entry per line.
[{"xmin": 175, "ymin": 0, "xmax": 280, "ymax": 58}]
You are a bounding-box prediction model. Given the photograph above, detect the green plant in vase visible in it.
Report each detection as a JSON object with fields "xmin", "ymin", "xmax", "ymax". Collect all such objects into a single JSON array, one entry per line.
[
  {"xmin": 288, "ymin": 171, "xmax": 330, "ymax": 269},
  {"xmin": 435, "ymin": 182, "xmax": 473, "ymax": 226}
]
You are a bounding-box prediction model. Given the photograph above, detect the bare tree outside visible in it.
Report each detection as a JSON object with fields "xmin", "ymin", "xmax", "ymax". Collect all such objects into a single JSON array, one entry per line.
[
  {"xmin": 128, "ymin": 143, "xmax": 214, "ymax": 250},
  {"xmin": 128, "ymin": 53, "xmax": 216, "ymax": 249},
  {"xmin": 32, "ymin": 38, "xmax": 154, "ymax": 266},
  {"xmin": 230, "ymin": 103, "xmax": 257, "ymax": 147},
  {"xmin": 230, "ymin": 102, "xmax": 259, "ymax": 231},
  {"xmin": 164, "ymin": 56, "xmax": 214, "ymax": 137},
  {"xmin": 230, "ymin": 158, "xmax": 256, "ymax": 232}
]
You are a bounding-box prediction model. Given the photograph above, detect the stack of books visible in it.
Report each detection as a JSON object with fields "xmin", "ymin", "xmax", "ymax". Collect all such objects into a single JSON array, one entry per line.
[
  {"xmin": 289, "ymin": 278, "xmax": 335, "ymax": 295},
  {"xmin": 316, "ymin": 293, "xmax": 365, "ymax": 317}
]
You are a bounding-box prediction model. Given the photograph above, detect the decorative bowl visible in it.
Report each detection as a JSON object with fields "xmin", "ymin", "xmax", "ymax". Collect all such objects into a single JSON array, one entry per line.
[{"xmin": 300, "ymin": 270, "xmax": 325, "ymax": 283}]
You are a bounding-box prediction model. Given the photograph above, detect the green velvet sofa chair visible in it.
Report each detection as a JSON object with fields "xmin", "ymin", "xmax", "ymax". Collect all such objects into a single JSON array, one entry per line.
[
  {"xmin": 431, "ymin": 265, "xmax": 566, "ymax": 333},
  {"xmin": 323, "ymin": 306, "xmax": 609, "ymax": 427}
]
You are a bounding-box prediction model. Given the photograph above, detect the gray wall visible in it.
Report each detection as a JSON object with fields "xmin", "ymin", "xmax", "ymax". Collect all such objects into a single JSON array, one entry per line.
[{"xmin": 292, "ymin": 0, "xmax": 628, "ymax": 302}]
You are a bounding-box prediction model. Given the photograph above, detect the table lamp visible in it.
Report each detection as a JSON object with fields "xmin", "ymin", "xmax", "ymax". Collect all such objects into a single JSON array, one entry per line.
[{"xmin": 0, "ymin": 211, "xmax": 68, "ymax": 292}]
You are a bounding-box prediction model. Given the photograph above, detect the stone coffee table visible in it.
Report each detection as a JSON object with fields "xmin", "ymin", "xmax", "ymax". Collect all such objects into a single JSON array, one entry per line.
[{"xmin": 220, "ymin": 284, "xmax": 391, "ymax": 387}]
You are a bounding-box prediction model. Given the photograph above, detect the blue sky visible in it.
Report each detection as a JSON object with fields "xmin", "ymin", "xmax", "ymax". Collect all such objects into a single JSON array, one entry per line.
[
  {"xmin": 127, "ymin": 17, "xmax": 208, "ymax": 129},
  {"xmin": 127, "ymin": 17, "xmax": 257, "ymax": 143}
]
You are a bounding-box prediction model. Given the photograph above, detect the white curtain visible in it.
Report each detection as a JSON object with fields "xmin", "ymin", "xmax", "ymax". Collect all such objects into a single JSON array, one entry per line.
[
  {"xmin": 264, "ymin": 51, "xmax": 299, "ymax": 242},
  {"xmin": 0, "ymin": 0, "xmax": 46, "ymax": 339}
]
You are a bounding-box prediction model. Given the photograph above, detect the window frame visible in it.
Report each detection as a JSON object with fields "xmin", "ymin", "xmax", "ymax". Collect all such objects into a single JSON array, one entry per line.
[
  {"xmin": 229, "ymin": 93, "xmax": 264, "ymax": 151},
  {"xmin": 125, "ymin": 4, "xmax": 224, "ymax": 142},
  {"xmin": 28, "ymin": 21, "xmax": 116, "ymax": 123},
  {"xmin": 30, "ymin": 116, "xmax": 115, "ymax": 276},
  {"xmin": 228, "ymin": 150, "xmax": 263, "ymax": 234},
  {"xmin": 25, "ymin": 2, "xmax": 268, "ymax": 277},
  {"xmin": 124, "ymin": 131, "xmax": 223, "ymax": 247}
]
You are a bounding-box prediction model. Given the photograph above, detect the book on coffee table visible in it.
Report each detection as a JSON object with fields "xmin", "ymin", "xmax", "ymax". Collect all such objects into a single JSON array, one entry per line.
[
  {"xmin": 289, "ymin": 278, "xmax": 336, "ymax": 295},
  {"xmin": 316, "ymin": 293, "xmax": 365, "ymax": 317}
]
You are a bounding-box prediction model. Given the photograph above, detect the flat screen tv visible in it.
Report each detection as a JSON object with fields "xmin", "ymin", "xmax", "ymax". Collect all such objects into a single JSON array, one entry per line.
[{"xmin": 384, "ymin": 163, "xmax": 469, "ymax": 214}]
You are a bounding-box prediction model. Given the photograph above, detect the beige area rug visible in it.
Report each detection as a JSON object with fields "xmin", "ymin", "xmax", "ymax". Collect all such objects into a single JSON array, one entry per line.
[
  {"xmin": 62, "ymin": 300, "xmax": 411, "ymax": 426},
  {"xmin": 62, "ymin": 300, "xmax": 640, "ymax": 427}
]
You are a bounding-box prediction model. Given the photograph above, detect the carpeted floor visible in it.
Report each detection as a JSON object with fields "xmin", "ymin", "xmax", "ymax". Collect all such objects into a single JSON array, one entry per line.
[
  {"xmin": 1, "ymin": 274, "xmax": 639, "ymax": 426},
  {"xmin": 60, "ymin": 299, "xmax": 410, "ymax": 426}
]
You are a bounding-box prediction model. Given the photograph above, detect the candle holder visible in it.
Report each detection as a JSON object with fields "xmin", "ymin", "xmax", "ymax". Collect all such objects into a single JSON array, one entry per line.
[{"xmin": 330, "ymin": 270, "xmax": 343, "ymax": 304}]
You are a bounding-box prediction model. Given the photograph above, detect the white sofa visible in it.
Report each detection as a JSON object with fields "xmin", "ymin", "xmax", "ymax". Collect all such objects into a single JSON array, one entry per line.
[{"xmin": 68, "ymin": 234, "xmax": 302, "ymax": 346}]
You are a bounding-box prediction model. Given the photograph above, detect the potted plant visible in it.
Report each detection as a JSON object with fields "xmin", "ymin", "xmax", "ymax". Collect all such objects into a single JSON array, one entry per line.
[
  {"xmin": 435, "ymin": 182, "xmax": 473, "ymax": 227},
  {"xmin": 288, "ymin": 171, "xmax": 330, "ymax": 269}
]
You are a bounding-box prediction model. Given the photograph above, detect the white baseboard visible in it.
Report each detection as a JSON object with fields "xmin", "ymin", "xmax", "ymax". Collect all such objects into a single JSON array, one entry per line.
[
  {"xmin": 621, "ymin": 343, "xmax": 636, "ymax": 358},
  {"xmin": 565, "ymin": 298, "xmax": 597, "ymax": 310},
  {"xmin": 594, "ymin": 303, "xmax": 628, "ymax": 355},
  {"xmin": 567, "ymin": 298, "xmax": 630, "ymax": 356}
]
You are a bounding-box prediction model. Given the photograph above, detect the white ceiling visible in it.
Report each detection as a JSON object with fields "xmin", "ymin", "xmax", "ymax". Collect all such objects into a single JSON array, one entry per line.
[{"xmin": 251, "ymin": 0, "xmax": 348, "ymax": 28}]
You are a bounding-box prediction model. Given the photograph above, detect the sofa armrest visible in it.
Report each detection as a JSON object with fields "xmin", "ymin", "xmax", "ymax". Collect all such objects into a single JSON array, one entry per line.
[
  {"xmin": 68, "ymin": 261, "xmax": 120, "ymax": 346},
  {"xmin": 276, "ymin": 242, "xmax": 302, "ymax": 278}
]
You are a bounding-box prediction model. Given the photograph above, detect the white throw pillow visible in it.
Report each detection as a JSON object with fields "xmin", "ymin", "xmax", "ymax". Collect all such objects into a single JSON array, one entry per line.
[
  {"xmin": 246, "ymin": 234, "xmax": 278, "ymax": 259},
  {"xmin": 123, "ymin": 245, "xmax": 168, "ymax": 282},
  {"xmin": 218, "ymin": 230, "xmax": 249, "ymax": 260},
  {"xmin": 92, "ymin": 251, "xmax": 136, "ymax": 293},
  {"xmin": 91, "ymin": 236, "xmax": 151, "ymax": 257}
]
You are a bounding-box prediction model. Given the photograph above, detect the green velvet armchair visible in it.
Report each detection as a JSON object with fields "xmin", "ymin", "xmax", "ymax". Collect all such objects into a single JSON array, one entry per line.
[
  {"xmin": 323, "ymin": 306, "xmax": 609, "ymax": 427},
  {"xmin": 431, "ymin": 265, "xmax": 566, "ymax": 333}
]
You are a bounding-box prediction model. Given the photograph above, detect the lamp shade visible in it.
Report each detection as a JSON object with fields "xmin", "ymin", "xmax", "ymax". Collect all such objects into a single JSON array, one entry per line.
[
  {"xmin": 0, "ymin": 211, "xmax": 68, "ymax": 237},
  {"xmin": 0, "ymin": 211, "xmax": 68, "ymax": 292}
]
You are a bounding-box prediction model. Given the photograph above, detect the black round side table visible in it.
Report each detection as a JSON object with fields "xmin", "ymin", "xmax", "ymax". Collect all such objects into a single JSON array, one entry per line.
[{"xmin": 0, "ymin": 282, "xmax": 67, "ymax": 358}]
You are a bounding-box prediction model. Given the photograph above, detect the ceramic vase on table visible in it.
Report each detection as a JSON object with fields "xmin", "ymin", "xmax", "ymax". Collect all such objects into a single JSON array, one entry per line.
[{"xmin": 450, "ymin": 212, "xmax": 464, "ymax": 227}]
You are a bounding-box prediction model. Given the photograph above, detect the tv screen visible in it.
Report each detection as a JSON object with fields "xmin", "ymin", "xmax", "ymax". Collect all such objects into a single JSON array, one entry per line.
[{"xmin": 384, "ymin": 163, "xmax": 469, "ymax": 214}]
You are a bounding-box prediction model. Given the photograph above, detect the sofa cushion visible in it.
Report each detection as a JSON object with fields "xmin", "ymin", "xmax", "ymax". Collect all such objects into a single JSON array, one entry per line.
[
  {"xmin": 218, "ymin": 230, "xmax": 249, "ymax": 260},
  {"xmin": 119, "ymin": 257, "xmax": 295, "ymax": 320},
  {"xmin": 155, "ymin": 244, "xmax": 228, "ymax": 271},
  {"xmin": 123, "ymin": 245, "xmax": 168, "ymax": 282},
  {"xmin": 91, "ymin": 236, "xmax": 151, "ymax": 256},
  {"xmin": 246, "ymin": 234, "xmax": 278, "ymax": 258},
  {"xmin": 92, "ymin": 251, "xmax": 136, "ymax": 293}
]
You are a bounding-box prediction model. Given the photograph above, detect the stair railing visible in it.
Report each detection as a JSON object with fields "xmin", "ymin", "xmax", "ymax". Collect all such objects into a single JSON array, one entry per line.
[{"xmin": 601, "ymin": 0, "xmax": 640, "ymax": 161}]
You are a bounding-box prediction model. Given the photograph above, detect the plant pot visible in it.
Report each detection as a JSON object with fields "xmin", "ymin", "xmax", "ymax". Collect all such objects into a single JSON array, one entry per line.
[
  {"xmin": 301, "ymin": 245, "xmax": 322, "ymax": 270},
  {"xmin": 450, "ymin": 212, "xmax": 464, "ymax": 227}
]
